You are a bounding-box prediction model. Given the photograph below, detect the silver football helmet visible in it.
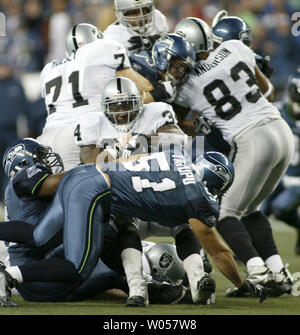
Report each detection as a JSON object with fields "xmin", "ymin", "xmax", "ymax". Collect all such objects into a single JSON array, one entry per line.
[
  {"xmin": 114, "ymin": 0, "xmax": 155, "ymax": 34},
  {"xmin": 101, "ymin": 77, "xmax": 143, "ymax": 132},
  {"xmin": 145, "ymin": 243, "xmax": 186, "ymax": 284},
  {"xmin": 174, "ymin": 17, "xmax": 213, "ymax": 55},
  {"xmin": 65, "ymin": 23, "xmax": 103, "ymax": 57}
]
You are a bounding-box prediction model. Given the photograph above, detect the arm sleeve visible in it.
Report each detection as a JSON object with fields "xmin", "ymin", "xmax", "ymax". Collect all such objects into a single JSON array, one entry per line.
[
  {"xmin": 110, "ymin": 41, "xmax": 131, "ymax": 70},
  {"xmin": 149, "ymin": 103, "xmax": 178, "ymax": 130},
  {"xmin": 12, "ymin": 164, "xmax": 52, "ymax": 198}
]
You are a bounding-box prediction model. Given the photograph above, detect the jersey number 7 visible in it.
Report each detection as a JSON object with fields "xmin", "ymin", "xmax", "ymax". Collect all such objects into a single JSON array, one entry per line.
[{"xmin": 45, "ymin": 71, "xmax": 88, "ymax": 114}]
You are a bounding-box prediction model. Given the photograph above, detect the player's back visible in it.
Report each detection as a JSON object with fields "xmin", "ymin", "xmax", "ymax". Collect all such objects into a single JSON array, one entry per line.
[
  {"xmin": 177, "ymin": 40, "xmax": 280, "ymax": 144},
  {"xmin": 102, "ymin": 148, "xmax": 219, "ymax": 226},
  {"xmin": 40, "ymin": 38, "xmax": 128, "ymax": 130}
]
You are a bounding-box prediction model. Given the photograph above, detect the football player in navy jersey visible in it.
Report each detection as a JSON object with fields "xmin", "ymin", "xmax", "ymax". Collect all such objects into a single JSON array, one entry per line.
[
  {"xmin": 0, "ymin": 138, "xmax": 188, "ymax": 306},
  {"xmin": 0, "ymin": 138, "xmax": 270, "ymax": 307}
]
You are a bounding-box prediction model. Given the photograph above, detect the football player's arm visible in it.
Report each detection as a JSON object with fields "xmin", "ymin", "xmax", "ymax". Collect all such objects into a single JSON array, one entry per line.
[
  {"xmin": 37, "ymin": 173, "xmax": 66, "ymax": 198},
  {"xmin": 188, "ymin": 218, "xmax": 244, "ymax": 288},
  {"xmin": 80, "ymin": 145, "xmax": 101, "ymax": 164},
  {"xmin": 116, "ymin": 67, "xmax": 175, "ymax": 104},
  {"xmin": 255, "ymin": 65, "xmax": 275, "ymax": 102},
  {"xmin": 172, "ymin": 104, "xmax": 195, "ymax": 137}
]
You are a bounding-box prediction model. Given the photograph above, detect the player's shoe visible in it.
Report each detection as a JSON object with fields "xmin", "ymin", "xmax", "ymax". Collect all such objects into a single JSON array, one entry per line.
[
  {"xmin": 0, "ymin": 262, "xmax": 18, "ymax": 307},
  {"xmin": 126, "ymin": 279, "xmax": 149, "ymax": 307},
  {"xmin": 148, "ymin": 281, "xmax": 187, "ymax": 304},
  {"xmin": 226, "ymin": 265, "xmax": 275, "ymax": 298},
  {"xmin": 267, "ymin": 264, "xmax": 294, "ymax": 297},
  {"xmin": 192, "ymin": 274, "xmax": 216, "ymax": 305},
  {"xmin": 246, "ymin": 265, "xmax": 276, "ymax": 286}
]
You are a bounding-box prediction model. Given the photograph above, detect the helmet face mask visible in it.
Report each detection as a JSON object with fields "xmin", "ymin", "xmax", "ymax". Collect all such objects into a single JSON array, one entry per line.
[
  {"xmin": 153, "ymin": 34, "xmax": 195, "ymax": 86},
  {"xmin": 2, "ymin": 138, "xmax": 64, "ymax": 179},
  {"xmin": 65, "ymin": 23, "xmax": 103, "ymax": 57},
  {"xmin": 114, "ymin": 0, "xmax": 154, "ymax": 34},
  {"xmin": 102, "ymin": 77, "xmax": 143, "ymax": 132}
]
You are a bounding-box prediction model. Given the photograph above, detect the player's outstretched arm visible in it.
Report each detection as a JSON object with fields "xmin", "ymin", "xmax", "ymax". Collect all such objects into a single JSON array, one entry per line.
[
  {"xmin": 188, "ymin": 218, "xmax": 269, "ymax": 302},
  {"xmin": 188, "ymin": 218, "xmax": 244, "ymax": 288}
]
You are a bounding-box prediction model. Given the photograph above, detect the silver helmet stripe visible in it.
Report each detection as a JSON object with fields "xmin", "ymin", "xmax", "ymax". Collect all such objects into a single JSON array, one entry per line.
[{"xmin": 191, "ymin": 18, "xmax": 208, "ymax": 51}]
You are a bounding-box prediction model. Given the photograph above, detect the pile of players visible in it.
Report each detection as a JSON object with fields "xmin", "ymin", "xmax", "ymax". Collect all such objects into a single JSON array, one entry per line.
[{"xmin": 0, "ymin": 0, "xmax": 298, "ymax": 308}]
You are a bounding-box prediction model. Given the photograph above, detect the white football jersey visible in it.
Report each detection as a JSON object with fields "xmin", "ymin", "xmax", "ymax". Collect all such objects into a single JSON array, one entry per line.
[
  {"xmin": 74, "ymin": 102, "xmax": 177, "ymax": 148},
  {"xmin": 40, "ymin": 38, "xmax": 130, "ymax": 130},
  {"xmin": 103, "ymin": 9, "xmax": 169, "ymax": 53},
  {"xmin": 176, "ymin": 40, "xmax": 280, "ymax": 144}
]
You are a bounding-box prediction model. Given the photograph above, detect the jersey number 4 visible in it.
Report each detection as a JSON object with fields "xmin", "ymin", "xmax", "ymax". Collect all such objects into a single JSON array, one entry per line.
[
  {"xmin": 203, "ymin": 61, "xmax": 262, "ymax": 120},
  {"xmin": 45, "ymin": 71, "xmax": 88, "ymax": 114}
]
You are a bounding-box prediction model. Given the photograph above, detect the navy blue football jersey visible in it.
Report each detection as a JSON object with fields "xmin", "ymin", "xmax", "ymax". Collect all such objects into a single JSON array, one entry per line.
[
  {"xmin": 12, "ymin": 163, "xmax": 52, "ymax": 199},
  {"xmin": 102, "ymin": 147, "xmax": 219, "ymax": 227},
  {"xmin": 5, "ymin": 180, "xmax": 51, "ymax": 260}
]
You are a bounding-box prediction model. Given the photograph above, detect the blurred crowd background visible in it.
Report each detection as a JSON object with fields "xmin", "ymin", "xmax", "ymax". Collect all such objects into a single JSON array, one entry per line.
[{"xmin": 0, "ymin": 0, "xmax": 299, "ymax": 203}]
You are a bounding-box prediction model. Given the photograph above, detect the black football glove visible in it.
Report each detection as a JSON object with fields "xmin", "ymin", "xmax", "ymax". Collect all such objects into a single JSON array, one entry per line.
[
  {"xmin": 255, "ymin": 54, "xmax": 274, "ymax": 78},
  {"xmin": 128, "ymin": 34, "xmax": 161, "ymax": 51},
  {"xmin": 239, "ymin": 280, "xmax": 269, "ymax": 303},
  {"xmin": 194, "ymin": 116, "xmax": 212, "ymax": 135},
  {"xmin": 150, "ymin": 81, "xmax": 176, "ymax": 103}
]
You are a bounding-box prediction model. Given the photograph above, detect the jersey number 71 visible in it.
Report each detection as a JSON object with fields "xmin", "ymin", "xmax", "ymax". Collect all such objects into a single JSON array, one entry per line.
[{"xmin": 45, "ymin": 71, "xmax": 88, "ymax": 114}]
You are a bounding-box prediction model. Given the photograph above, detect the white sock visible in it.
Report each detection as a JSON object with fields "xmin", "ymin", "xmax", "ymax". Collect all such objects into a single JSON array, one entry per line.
[
  {"xmin": 6, "ymin": 266, "xmax": 23, "ymax": 283},
  {"xmin": 183, "ymin": 253, "xmax": 205, "ymax": 292},
  {"xmin": 121, "ymin": 248, "xmax": 145, "ymax": 289},
  {"xmin": 265, "ymin": 255, "xmax": 284, "ymax": 273},
  {"xmin": 246, "ymin": 257, "xmax": 265, "ymax": 270}
]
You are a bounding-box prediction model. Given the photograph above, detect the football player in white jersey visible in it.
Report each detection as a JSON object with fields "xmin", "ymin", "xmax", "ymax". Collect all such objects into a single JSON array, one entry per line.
[
  {"xmin": 173, "ymin": 18, "xmax": 295, "ymax": 295},
  {"xmin": 38, "ymin": 23, "xmax": 176, "ymax": 173},
  {"xmin": 103, "ymin": 0, "xmax": 169, "ymax": 54},
  {"xmin": 75, "ymin": 76, "xmax": 187, "ymax": 164}
]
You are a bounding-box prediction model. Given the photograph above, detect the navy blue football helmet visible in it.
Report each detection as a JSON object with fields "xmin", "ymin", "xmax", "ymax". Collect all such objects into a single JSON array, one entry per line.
[
  {"xmin": 195, "ymin": 151, "xmax": 234, "ymax": 196},
  {"xmin": 152, "ymin": 33, "xmax": 196, "ymax": 86},
  {"xmin": 212, "ymin": 16, "xmax": 252, "ymax": 47},
  {"xmin": 288, "ymin": 68, "xmax": 300, "ymax": 103},
  {"xmin": 2, "ymin": 138, "xmax": 64, "ymax": 179}
]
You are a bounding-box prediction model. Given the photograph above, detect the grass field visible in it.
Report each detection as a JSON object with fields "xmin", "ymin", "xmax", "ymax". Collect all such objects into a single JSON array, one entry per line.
[{"xmin": 0, "ymin": 219, "xmax": 299, "ymax": 316}]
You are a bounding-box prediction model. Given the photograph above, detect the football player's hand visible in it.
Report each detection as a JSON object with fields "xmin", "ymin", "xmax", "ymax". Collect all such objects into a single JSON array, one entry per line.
[
  {"xmin": 194, "ymin": 116, "xmax": 212, "ymax": 135},
  {"xmin": 255, "ymin": 54, "xmax": 274, "ymax": 78},
  {"xmin": 239, "ymin": 280, "xmax": 269, "ymax": 303},
  {"xmin": 212, "ymin": 10, "xmax": 228, "ymax": 27},
  {"xmin": 128, "ymin": 35, "xmax": 161, "ymax": 51},
  {"xmin": 150, "ymin": 81, "xmax": 176, "ymax": 102}
]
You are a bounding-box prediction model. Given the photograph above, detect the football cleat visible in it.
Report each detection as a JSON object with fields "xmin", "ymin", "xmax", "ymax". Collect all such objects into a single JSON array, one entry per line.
[
  {"xmin": 226, "ymin": 285, "xmax": 251, "ymax": 298},
  {"xmin": 246, "ymin": 265, "xmax": 276, "ymax": 286},
  {"xmin": 193, "ymin": 274, "xmax": 216, "ymax": 305},
  {"xmin": 267, "ymin": 264, "xmax": 294, "ymax": 297},
  {"xmin": 0, "ymin": 262, "xmax": 18, "ymax": 307},
  {"xmin": 126, "ymin": 279, "xmax": 149, "ymax": 307},
  {"xmin": 148, "ymin": 281, "xmax": 187, "ymax": 304}
]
